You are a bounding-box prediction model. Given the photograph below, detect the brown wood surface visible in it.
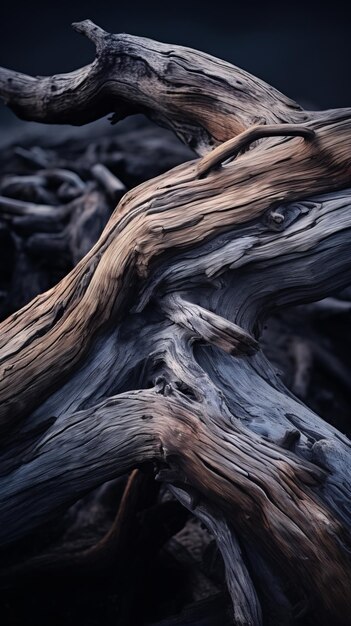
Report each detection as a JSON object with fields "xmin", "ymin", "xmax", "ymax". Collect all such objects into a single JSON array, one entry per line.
[{"xmin": 0, "ymin": 20, "xmax": 351, "ymax": 625}]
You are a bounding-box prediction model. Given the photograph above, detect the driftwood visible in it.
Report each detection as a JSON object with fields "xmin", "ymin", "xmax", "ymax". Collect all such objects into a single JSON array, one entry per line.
[{"xmin": 0, "ymin": 20, "xmax": 351, "ymax": 626}]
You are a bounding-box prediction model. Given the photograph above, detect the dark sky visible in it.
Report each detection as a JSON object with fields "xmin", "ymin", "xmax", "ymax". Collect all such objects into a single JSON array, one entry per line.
[{"xmin": 0, "ymin": 0, "xmax": 350, "ymax": 130}]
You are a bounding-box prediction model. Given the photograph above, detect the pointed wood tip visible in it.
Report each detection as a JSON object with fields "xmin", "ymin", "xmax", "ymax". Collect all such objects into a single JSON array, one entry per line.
[{"xmin": 71, "ymin": 20, "xmax": 108, "ymax": 51}]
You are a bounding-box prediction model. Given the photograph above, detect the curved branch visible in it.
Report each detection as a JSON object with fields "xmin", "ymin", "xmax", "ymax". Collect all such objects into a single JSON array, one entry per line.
[
  {"xmin": 170, "ymin": 485, "xmax": 262, "ymax": 626},
  {"xmin": 0, "ymin": 391, "xmax": 159, "ymax": 545},
  {"xmin": 1, "ymin": 29, "xmax": 351, "ymax": 624},
  {"xmin": 0, "ymin": 113, "xmax": 350, "ymax": 434},
  {"xmin": 1, "ymin": 384, "xmax": 350, "ymax": 622},
  {"xmin": 0, "ymin": 20, "xmax": 313, "ymax": 154},
  {"xmin": 160, "ymin": 293, "xmax": 259, "ymax": 356},
  {"xmin": 196, "ymin": 123, "xmax": 315, "ymax": 178}
]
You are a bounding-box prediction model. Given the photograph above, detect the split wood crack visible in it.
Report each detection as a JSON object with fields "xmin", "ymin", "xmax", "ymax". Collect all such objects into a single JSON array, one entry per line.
[{"xmin": 0, "ymin": 19, "xmax": 350, "ymax": 625}]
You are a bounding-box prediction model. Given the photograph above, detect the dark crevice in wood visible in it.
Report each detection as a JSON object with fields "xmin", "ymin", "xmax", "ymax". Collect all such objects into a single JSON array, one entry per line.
[{"xmin": 0, "ymin": 22, "xmax": 351, "ymax": 626}]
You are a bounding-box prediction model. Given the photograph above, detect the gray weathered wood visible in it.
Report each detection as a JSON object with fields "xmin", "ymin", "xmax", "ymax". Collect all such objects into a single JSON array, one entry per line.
[{"xmin": 0, "ymin": 22, "xmax": 351, "ymax": 625}]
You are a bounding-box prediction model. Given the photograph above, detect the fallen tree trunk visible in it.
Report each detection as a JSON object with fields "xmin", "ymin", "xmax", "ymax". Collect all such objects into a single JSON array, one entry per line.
[{"xmin": 0, "ymin": 20, "xmax": 351, "ymax": 625}]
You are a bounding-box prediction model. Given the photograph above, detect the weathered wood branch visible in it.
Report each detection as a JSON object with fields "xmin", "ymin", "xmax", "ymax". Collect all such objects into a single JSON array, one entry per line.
[
  {"xmin": 0, "ymin": 22, "xmax": 351, "ymax": 625},
  {"xmin": 1, "ymin": 380, "xmax": 349, "ymax": 619},
  {"xmin": 170, "ymin": 486, "xmax": 262, "ymax": 626},
  {"xmin": 0, "ymin": 111, "xmax": 349, "ymax": 435},
  {"xmin": 0, "ymin": 19, "xmax": 318, "ymax": 154}
]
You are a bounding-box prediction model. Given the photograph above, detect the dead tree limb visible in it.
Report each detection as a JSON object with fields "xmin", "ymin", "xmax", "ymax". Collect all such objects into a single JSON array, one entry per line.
[
  {"xmin": 0, "ymin": 18, "xmax": 320, "ymax": 154},
  {"xmin": 0, "ymin": 22, "xmax": 351, "ymax": 625}
]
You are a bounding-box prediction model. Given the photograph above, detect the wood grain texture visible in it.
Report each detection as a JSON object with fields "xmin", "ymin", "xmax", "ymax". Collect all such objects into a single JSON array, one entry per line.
[
  {"xmin": 0, "ymin": 19, "xmax": 313, "ymax": 154},
  {"xmin": 0, "ymin": 22, "xmax": 351, "ymax": 625},
  {"xmin": 0, "ymin": 111, "xmax": 349, "ymax": 432}
]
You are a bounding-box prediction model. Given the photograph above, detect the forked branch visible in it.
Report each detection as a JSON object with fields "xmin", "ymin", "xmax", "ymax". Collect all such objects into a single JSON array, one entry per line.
[{"xmin": 0, "ymin": 23, "xmax": 351, "ymax": 626}]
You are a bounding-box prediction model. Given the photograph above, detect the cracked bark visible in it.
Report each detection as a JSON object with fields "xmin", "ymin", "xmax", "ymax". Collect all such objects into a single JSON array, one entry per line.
[{"xmin": 0, "ymin": 20, "xmax": 351, "ymax": 625}]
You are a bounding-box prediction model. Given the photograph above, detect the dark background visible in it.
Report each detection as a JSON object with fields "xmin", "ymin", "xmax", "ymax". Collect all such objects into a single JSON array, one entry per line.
[{"xmin": 0, "ymin": 0, "xmax": 350, "ymax": 132}]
